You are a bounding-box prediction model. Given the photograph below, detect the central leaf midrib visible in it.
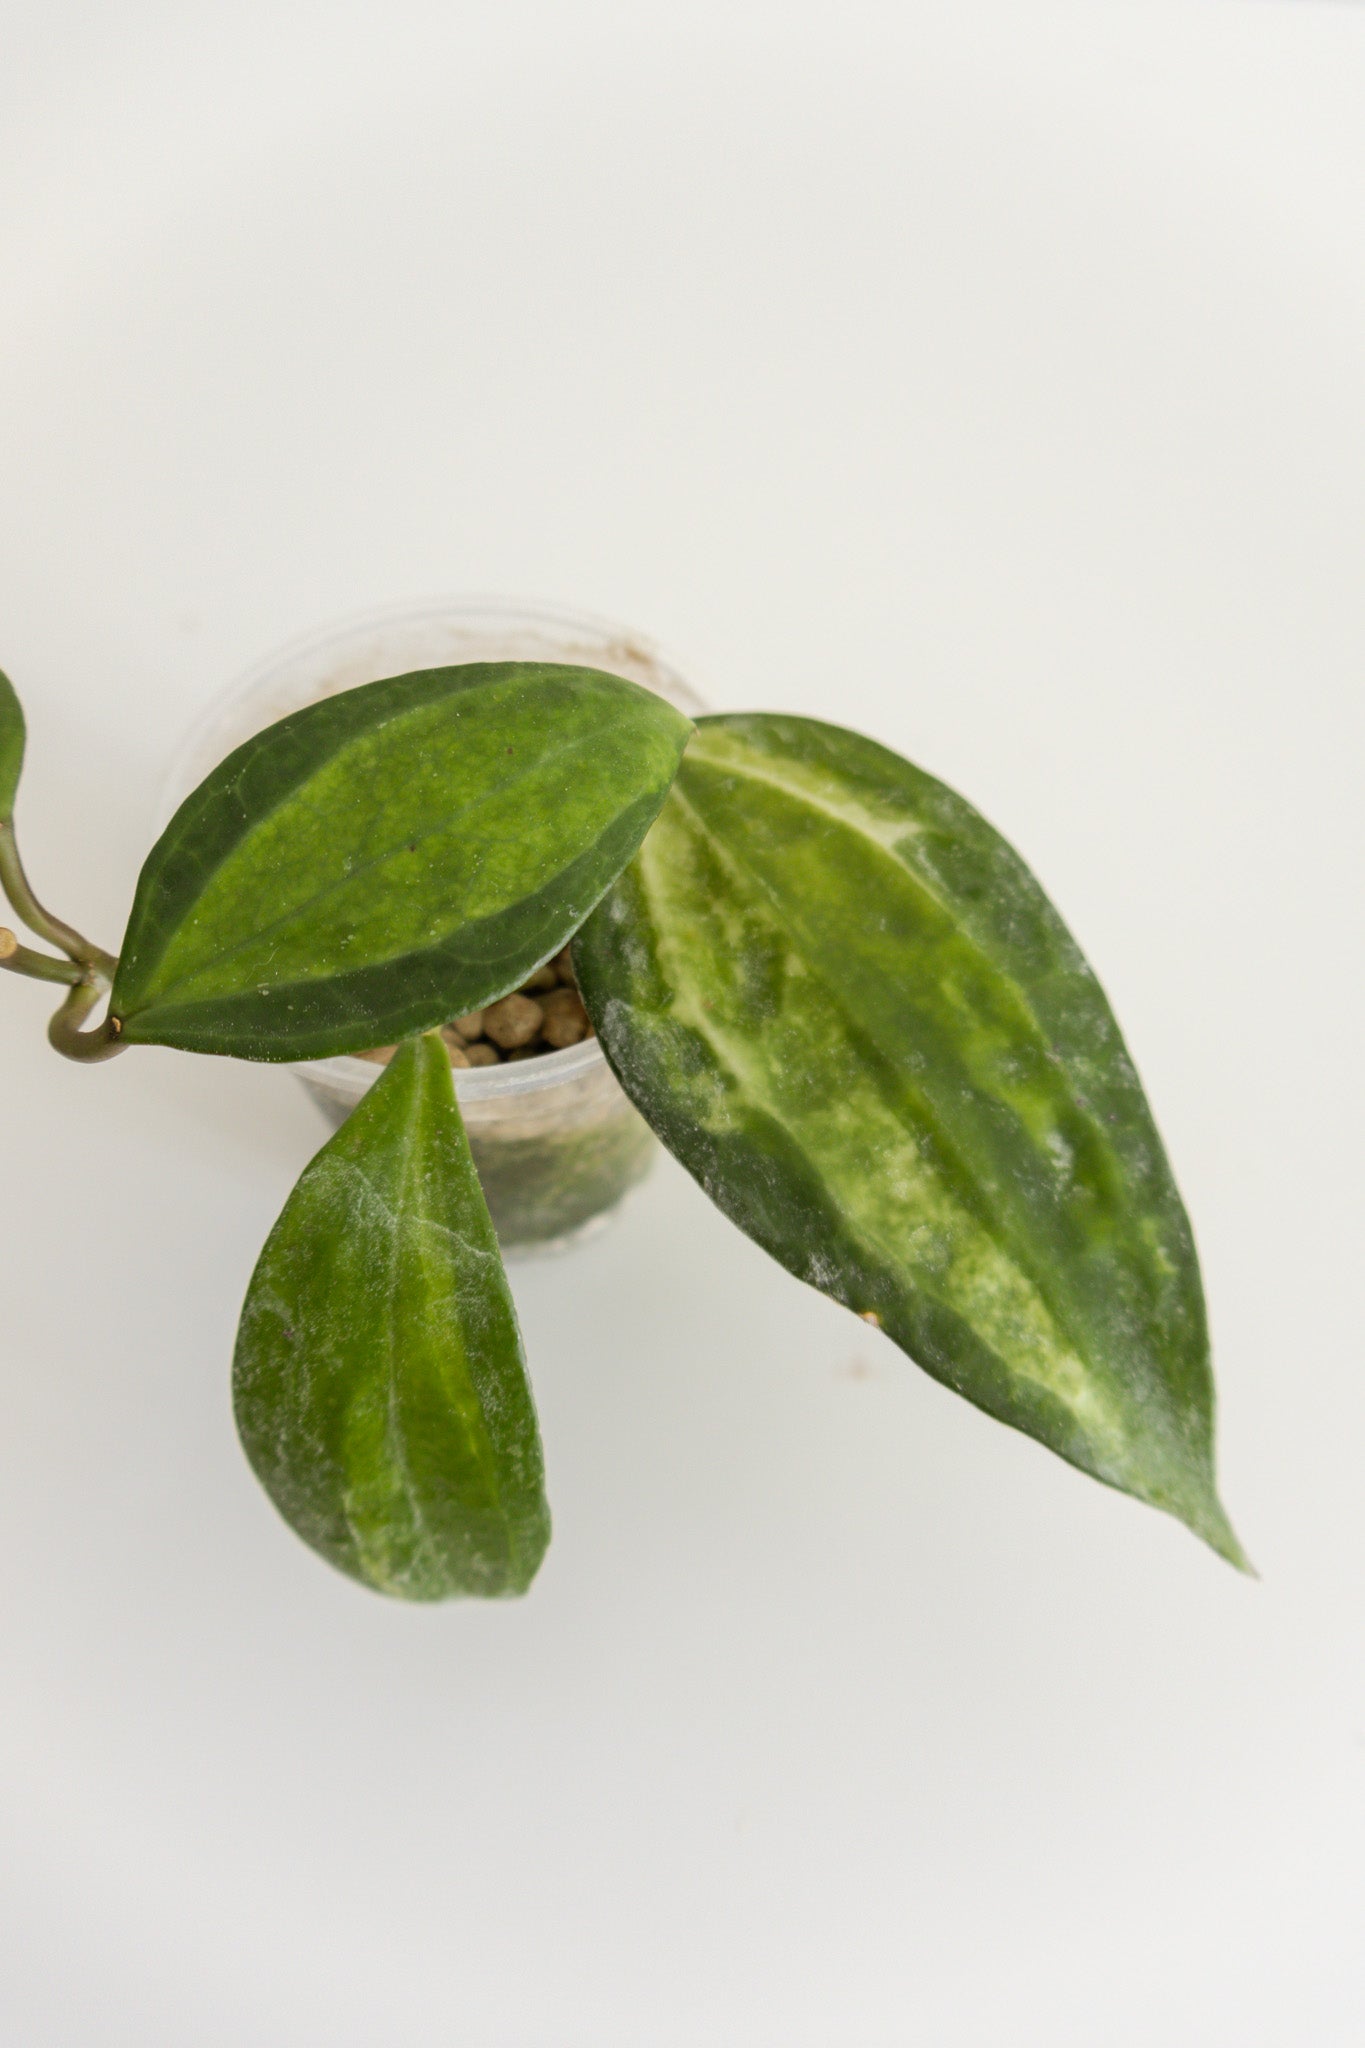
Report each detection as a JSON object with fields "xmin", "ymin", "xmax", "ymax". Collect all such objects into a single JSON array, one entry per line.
[
  {"xmin": 380, "ymin": 1047, "xmax": 514, "ymax": 1585},
  {"xmin": 658, "ymin": 776, "xmax": 1115, "ymax": 1403},
  {"xmin": 379, "ymin": 1064, "xmax": 449, "ymax": 1587},
  {"xmin": 137, "ymin": 716, "xmax": 609, "ymax": 1008},
  {"xmin": 678, "ymin": 745, "xmax": 1141, "ymax": 1262},
  {"xmin": 639, "ymin": 834, "xmax": 1102, "ymax": 1422},
  {"xmin": 683, "ymin": 739, "xmax": 1052, "ymax": 1045},
  {"xmin": 686, "ymin": 738, "xmax": 1147, "ymax": 1210}
]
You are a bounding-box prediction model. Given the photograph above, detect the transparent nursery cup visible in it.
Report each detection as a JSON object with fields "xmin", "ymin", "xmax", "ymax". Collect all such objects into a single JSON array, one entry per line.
[{"xmin": 161, "ymin": 597, "xmax": 708, "ymax": 1253}]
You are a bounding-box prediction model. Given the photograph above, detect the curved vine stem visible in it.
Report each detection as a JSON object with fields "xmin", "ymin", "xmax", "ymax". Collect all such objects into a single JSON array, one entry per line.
[
  {"xmin": 0, "ymin": 818, "xmax": 118, "ymax": 979},
  {"xmin": 46, "ymin": 974, "xmax": 125, "ymax": 1063}
]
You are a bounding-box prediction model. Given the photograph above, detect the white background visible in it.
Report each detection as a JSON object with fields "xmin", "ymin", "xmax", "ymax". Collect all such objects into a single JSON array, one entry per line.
[{"xmin": 2, "ymin": 4, "xmax": 1363, "ymax": 2041}]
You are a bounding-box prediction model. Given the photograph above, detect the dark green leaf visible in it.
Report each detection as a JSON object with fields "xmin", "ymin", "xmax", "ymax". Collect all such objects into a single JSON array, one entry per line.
[
  {"xmin": 0, "ymin": 669, "xmax": 24, "ymax": 823},
  {"xmin": 112, "ymin": 663, "xmax": 692, "ymax": 1059},
  {"xmin": 575, "ymin": 713, "xmax": 1246, "ymax": 1566},
  {"xmin": 233, "ymin": 1032, "xmax": 550, "ymax": 1598}
]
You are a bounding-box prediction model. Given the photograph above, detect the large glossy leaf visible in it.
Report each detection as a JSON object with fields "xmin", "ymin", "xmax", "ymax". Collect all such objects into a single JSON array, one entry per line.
[
  {"xmin": 574, "ymin": 713, "xmax": 1245, "ymax": 1566},
  {"xmin": 233, "ymin": 1032, "xmax": 550, "ymax": 1598},
  {"xmin": 0, "ymin": 669, "xmax": 24, "ymax": 822},
  {"xmin": 112, "ymin": 663, "xmax": 692, "ymax": 1059}
]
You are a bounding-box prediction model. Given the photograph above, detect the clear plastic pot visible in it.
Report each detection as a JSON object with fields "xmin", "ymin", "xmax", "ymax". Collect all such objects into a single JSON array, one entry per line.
[{"xmin": 161, "ymin": 597, "xmax": 708, "ymax": 1253}]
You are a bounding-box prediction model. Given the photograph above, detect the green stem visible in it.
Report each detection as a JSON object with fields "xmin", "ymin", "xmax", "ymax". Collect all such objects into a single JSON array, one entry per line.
[
  {"xmin": 47, "ymin": 975, "xmax": 125, "ymax": 1064},
  {"xmin": 0, "ymin": 818, "xmax": 118, "ymax": 978},
  {"xmin": 0, "ymin": 929, "xmax": 85, "ymax": 985}
]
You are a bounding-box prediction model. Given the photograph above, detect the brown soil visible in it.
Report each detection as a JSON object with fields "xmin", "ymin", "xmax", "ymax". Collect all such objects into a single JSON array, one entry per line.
[{"xmin": 358, "ymin": 946, "xmax": 593, "ymax": 1068}]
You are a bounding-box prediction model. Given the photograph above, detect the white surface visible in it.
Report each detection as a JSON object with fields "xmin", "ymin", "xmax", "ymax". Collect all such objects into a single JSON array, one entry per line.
[{"xmin": 2, "ymin": 4, "xmax": 1363, "ymax": 2042}]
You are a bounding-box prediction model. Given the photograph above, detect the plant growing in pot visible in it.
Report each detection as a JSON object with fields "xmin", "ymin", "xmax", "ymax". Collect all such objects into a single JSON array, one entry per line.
[{"xmin": 0, "ymin": 629, "xmax": 1248, "ymax": 1599}]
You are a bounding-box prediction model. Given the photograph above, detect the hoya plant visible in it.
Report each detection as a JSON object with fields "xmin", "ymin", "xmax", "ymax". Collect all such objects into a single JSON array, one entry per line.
[{"xmin": 0, "ymin": 657, "xmax": 1247, "ymax": 1597}]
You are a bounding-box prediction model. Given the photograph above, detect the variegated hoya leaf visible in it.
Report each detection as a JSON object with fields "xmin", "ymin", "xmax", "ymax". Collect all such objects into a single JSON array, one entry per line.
[
  {"xmin": 0, "ymin": 668, "xmax": 24, "ymax": 823},
  {"xmin": 574, "ymin": 713, "xmax": 1246, "ymax": 1566},
  {"xmin": 233, "ymin": 1033, "xmax": 550, "ymax": 1598},
  {"xmin": 112, "ymin": 663, "xmax": 692, "ymax": 1060}
]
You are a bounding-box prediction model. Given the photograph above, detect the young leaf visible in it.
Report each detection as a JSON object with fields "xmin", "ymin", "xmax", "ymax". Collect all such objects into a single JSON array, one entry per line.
[
  {"xmin": 574, "ymin": 713, "xmax": 1246, "ymax": 1567},
  {"xmin": 112, "ymin": 663, "xmax": 692, "ymax": 1059},
  {"xmin": 0, "ymin": 669, "xmax": 25, "ymax": 823},
  {"xmin": 233, "ymin": 1032, "xmax": 550, "ymax": 1598}
]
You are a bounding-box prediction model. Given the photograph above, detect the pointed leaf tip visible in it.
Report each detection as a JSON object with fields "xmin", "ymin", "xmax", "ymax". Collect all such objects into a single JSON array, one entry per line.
[
  {"xmin": 1191, "ymin": 1491, "xmax": 1254, "ymax": 1576},
  {"xmin": 233, "ymin": 1032, "xmax": 551, "ymax": 1598}
]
